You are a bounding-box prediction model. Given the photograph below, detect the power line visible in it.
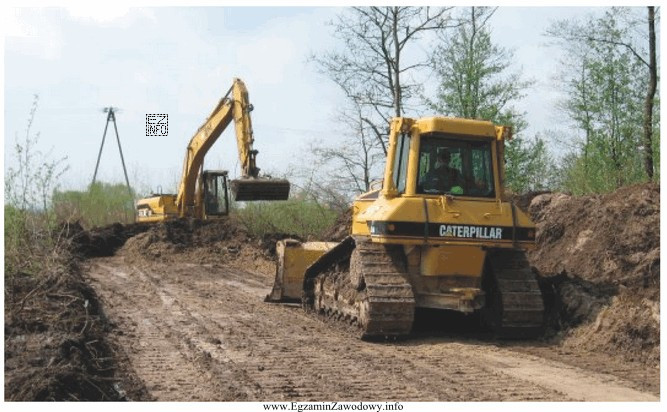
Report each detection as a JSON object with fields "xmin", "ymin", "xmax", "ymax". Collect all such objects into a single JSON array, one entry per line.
[{"xmin": 91, "ymin": 106, "xmax": 132, "ymax": 197}]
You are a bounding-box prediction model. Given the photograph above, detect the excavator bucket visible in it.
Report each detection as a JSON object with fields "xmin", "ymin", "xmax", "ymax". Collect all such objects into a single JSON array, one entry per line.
[
  {"xmin": 265, "ymin": 239, "xmax": 338, "ymax": 303},
  {"xmin": 231, "ymin": 178, "xmax": 291, "ymax": 201}
]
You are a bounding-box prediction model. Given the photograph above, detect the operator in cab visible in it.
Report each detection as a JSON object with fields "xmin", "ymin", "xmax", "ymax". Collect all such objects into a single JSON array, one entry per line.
[{"xmin": 421, "ymin": 149, "xmax": 464, "ymax": 194}]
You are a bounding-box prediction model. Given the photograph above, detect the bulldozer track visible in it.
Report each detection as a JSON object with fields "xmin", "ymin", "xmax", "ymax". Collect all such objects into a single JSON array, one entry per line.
[
  {"xmin": 85, "ymin": 257, "xmax": 658, "ymax": 401},
  {"xmin": 307, "ymin": 237, "xmax": 415, "ymax": 339},
  {"xmin": 484, "ymin": 249, "xmax": 545, "ymax": 338}
]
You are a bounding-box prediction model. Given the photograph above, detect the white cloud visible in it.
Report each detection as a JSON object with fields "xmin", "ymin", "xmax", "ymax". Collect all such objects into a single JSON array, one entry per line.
[
  {"xmin": 4, "ymin": 8, "xmax": 64, "ymax": 60},
  {"xmin": 65, "ymin": 6, "xmax": 155, "ymax": 27},
  {"xmin": 233, "ymin": 35, "xmax": 298, "ymax": 86}
]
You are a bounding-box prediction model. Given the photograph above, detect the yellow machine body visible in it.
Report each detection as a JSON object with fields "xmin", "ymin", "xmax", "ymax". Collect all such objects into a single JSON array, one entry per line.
[
  {"xmin": 266, "ymin": 240, "xmax": 338, "ymax": 302},
  {"xmin": 268, "ymin": 115, "xmax": 538, "ymax": 317},
  {"xmin": 136, "ymin": 194, "xmax": 178, "ymax": 222}
]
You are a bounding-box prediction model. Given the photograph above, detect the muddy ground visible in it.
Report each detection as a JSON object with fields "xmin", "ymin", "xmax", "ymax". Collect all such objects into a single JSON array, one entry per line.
[
  {"xmin": 4, "ymin": 183, "xmax": 660, "ymax": 401},
  {"xmin": 83, "ymin": 255, "xmax": 657, "ymax": 401}
]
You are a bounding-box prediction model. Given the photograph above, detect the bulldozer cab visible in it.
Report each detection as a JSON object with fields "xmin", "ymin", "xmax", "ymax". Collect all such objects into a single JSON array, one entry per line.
[
  {"xmin": 417, "ymin": 135, "xmax": 496, "ymax": 198},
  {"xmin": 384, "ymin": 117, "xmax": 509, "ymax": 201},
  {"xmin": 201, "ymin": 170, "xmax": 230, "ymax": 217}
]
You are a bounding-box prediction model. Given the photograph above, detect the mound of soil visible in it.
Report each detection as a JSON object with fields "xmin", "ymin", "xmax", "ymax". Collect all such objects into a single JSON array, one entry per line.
[
  {"xmin": 526, "ymin": 183, "xmax": 659, "ymax": 366},
  {"xmin": 118, "ymin": 218, "xmax": 297, "ymax": 276},
  {"xmin": 4, "ymin": 263, "xmax": 140, "ymax": 400},
  {"xmin": 64, "ymin": 221, "xmax": 152, "ymax": 258},
  {"xmin": 5, "ymin": 220, "xmax": 156, "ymax": 401},
  {"xmin": 320, "ymin": 207, "xmax": 352, "ymax": 241},
  {"xmin": 528, "ymin": 184, "xmax": 659, "ymax": 289}
]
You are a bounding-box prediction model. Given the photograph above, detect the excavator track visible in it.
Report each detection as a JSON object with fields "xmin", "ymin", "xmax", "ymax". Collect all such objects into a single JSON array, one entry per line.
[
  {"xmin": 483, "ymin": 249, "xmax": 545, "ymax": 338},
  {"xmin": 303, "ymin": 236, "xmax": 415, "ymax": 340}
]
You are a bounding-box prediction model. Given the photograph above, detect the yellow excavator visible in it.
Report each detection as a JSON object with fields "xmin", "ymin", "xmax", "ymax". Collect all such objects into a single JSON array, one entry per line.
[
  {"xmin": 267, "ymin": 116, "xmax": 543, "ymax": 339},
  {"xmin": 136, "ymin": 78, "xmax": 290, "ymax": 222}
]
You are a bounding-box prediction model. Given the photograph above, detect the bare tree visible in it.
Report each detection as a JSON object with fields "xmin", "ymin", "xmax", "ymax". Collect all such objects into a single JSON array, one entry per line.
[
  {"xmin": 312, "ymin": 102, "xmax": 385, "ymax": 196},
  {"xmin": 286, "ymin": 101, "xmax": 385, "ymax": 209},
  {"xmin": 5, "ymin": 95, "xmax": 69, "ymax": 212},
  {"xmin": 312, "ymin": 6, "xmax": 454, "ymax": 154},
  {"xmin": 288, "ymin": 159, "xmax": 352, "ymax": 213}
]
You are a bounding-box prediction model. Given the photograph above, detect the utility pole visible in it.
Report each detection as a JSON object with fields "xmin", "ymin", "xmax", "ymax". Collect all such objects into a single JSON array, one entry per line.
[{"xmin": 92, "ymin": 106, "xmax": 132, "ymax": 197}]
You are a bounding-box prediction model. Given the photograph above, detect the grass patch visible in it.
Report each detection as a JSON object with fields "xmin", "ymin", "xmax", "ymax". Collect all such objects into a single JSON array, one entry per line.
[
  {"xmin": 233, "ymin": 198, "xmax": 338, "ymax": 239},
  {"xmin": 53, "ymin": 182, "xmax": 135, "ymax": 228}
]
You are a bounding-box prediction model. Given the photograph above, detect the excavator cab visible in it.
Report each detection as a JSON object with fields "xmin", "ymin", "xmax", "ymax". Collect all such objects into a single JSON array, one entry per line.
[{"xmin": 201, "ymin": 170, "xmax": 230, "ymax": 217}]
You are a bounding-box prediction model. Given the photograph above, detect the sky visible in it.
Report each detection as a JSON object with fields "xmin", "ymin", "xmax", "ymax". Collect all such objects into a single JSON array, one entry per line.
[{"xmin": 3, "ymin": 5, "xmax": 658, "ymax": 195}]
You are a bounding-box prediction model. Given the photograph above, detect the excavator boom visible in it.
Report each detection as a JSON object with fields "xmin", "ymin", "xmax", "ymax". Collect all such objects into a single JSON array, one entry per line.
[
  {"xmin": 177, "ymin": 78, "xmax": 289, "ymax": 212},
  {"xmin": 223, "ymin": 79, "xmax": 290, "ymax": 201}
]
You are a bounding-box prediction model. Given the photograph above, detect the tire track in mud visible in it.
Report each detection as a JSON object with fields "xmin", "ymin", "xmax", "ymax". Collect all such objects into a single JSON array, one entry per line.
[
  {"xmin": 86, "ymin": 257, "xmax": 658, "ymax": 401},
  {"xmin": 127, "ymin": 261, "xmax": 437, "ymax": 401},
  {"xmin": 88, "ymin": 262, "xmax": 254, "ymax": 401},
  {"xmin": 160, "ymin": 270, "xmax": 561, "ymax": 401}
]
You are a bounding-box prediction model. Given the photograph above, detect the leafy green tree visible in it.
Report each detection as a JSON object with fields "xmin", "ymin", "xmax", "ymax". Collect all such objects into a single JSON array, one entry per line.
[
  {"xmin": 428, "ymin": 7, "xmax": 528, "ymax": 121},
  {"xmin": 427, "ymin": 7, "xmax": 551, "ymax": 192},
  {"xmin": 547, "ymin": 7, "xmax": 659, "ymax": 192},
  {"xmin": 504, "ymin": 135, "xmax": 554, "ymax": 192}
]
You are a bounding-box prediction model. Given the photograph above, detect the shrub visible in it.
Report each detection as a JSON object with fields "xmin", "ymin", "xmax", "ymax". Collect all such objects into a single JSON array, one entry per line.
[
  {"xmin": 233, "ymin": 199, "xmax": 337, "ymax": 239},
  {"xmin": 53, "ymin": 182, "xmax": 135, "ymax": 228}
]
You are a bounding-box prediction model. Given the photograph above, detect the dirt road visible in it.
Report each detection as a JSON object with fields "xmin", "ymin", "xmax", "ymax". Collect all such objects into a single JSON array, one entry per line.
[{"xmin": 85, "ymin": 256, "xmax": 659, "ymax": 401}]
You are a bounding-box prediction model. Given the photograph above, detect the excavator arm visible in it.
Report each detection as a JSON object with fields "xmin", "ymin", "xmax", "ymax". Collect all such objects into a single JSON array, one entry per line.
[
  {"xmin": 230, "ymin": 79, "xmax": 259, "ymax": 178},
  {"xmin": 174, "ymin": 78, "xmax": 289, "ymax": 217}
]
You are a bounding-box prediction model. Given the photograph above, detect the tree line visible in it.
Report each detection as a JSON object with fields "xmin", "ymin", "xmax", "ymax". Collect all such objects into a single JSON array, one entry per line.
[{"xmin": 302, "ymin": 6, "xmax": 659, "ymax": 200}]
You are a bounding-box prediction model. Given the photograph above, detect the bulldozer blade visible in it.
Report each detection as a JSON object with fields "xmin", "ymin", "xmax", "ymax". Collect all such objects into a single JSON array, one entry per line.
[
  {"xmin": 265, "ymin": 239, "xmax": 338, "ymax": 303},
  {"xmin": 231, "ymin": 178, "xmax": 290, "ymax": 201}
]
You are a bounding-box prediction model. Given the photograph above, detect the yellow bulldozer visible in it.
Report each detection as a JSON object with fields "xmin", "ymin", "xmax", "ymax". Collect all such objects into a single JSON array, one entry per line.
[
  {"xmin": 136, "ymin": 78, "xmax": 290, "ymax": 222},
  {"xmin": 267, "ymin": 116, "xmax": 543, "ymax": 339}
]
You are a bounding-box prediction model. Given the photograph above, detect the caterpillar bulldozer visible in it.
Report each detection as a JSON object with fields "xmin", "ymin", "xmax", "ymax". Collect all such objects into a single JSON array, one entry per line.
[
  {"xmin": 136, "ymin": 78, "xmax": 290, "ymax": 222},
  {"xmin": 267, "ymin": 116, "xmax": 544, "ymax": 339}
]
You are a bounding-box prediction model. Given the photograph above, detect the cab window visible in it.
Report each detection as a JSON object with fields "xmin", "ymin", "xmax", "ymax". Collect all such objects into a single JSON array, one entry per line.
[
  {"xmin": 417, "ymin": 134, "xmax": 495, "ymax": 197},
  {"xmin": 392, "ymin": 133, "xmax": 410, "ymax": 194}
]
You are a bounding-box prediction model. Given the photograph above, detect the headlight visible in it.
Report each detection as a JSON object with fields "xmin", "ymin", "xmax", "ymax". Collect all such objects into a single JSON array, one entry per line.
[{"xmin": 368, "ymin": 221, "xmax": 388, "ymax": 235}]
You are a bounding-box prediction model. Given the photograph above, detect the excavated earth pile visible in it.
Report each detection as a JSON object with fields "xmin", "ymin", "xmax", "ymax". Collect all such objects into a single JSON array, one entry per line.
[
  {"xmin": 4, "ymin": 222, "xmax": 159, "ymax": 401},
  {"xmin": 118, "ymin": 218, "xmax": 296, "ymax": 274},
  {"xmin": 66, "ymin": 221, "xmax": 152, "ymax": 258},
  {"xmin": 4, "ymin": 258, "xmax": 149, "ymax": 400},
  {"xmin": 320, "ymin": 207, "xmax": 353, "ymax": 242},
  {"xmin": 526, "ymin": 183, "xmax": 660, "ymax": 367}
]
